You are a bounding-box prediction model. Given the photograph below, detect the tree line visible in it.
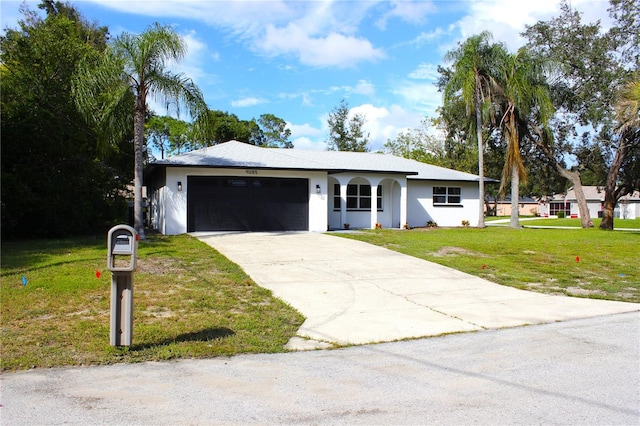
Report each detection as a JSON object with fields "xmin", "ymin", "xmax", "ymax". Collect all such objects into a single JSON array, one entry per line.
[
  {"xmin": 1, "ymin": 1, "xmax": 292, "ymax": 238},
  {"xmin": 2, "ymin": 0, "xmax": 638, "ymax": 238},
  {"xmin": 383, "ymin": 0, "xmax": 639, "ymax": 230},
  {"xmin": 146, "ymin": 112, "xmax": 292, "ymax": 160}
]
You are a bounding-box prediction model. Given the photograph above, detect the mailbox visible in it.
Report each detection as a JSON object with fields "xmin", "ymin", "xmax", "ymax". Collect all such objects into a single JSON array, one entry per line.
[
  {"xmin": 107, "ymin": 224, "xmax": 138, "ymax": 347},
  {"xmin": 107, "ymin": 225, "xmax": 138, "ymax": 271}
]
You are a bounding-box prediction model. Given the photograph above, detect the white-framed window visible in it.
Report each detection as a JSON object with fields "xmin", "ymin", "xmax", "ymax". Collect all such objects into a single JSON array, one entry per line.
[
  {"xmin": 433, "ymin": 186, "xmax": 462, "ymax": 205},
  {"xmin": 334, "ymin": 184, "xmax": 382, "ymax": 211}
]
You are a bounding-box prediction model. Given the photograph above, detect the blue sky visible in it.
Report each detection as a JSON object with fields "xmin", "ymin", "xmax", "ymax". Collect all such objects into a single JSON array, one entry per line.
[{"xmin": 1, "ymin": 0, "xmax": 612, "ymax": 152}]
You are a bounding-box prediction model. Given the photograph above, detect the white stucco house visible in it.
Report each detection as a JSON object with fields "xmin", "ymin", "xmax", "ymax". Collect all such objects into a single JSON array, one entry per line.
[
  {"xmin": 145, "ymin": 140, "xmax": 484, "ymax": 234},
  {"xmin": 537, "ymin": 186, "xmax": 640, "ymax": 219}
]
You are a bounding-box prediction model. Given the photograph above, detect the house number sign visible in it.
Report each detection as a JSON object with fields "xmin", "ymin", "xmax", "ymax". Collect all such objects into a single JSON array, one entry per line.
[{"xmin": 245, "ymin": 169, "xmax": 258, "ymax": 175}]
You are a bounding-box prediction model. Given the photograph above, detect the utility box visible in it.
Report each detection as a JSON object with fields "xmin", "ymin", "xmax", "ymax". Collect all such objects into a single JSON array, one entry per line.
[{"xmin": 107, "ymin": 225, "xmax": 138, "ymax": 346}]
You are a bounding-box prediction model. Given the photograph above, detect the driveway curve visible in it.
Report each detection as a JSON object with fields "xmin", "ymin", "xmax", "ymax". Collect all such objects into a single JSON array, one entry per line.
[{"xmin": 196, "ymin": 232, "xmax": 638, "ymax": 349}]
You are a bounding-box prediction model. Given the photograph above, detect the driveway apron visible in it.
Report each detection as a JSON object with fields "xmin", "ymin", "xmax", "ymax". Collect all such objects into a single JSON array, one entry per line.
[{"xmin": 195, "ymin": 232, "xmax": 639, "ymax": 349}]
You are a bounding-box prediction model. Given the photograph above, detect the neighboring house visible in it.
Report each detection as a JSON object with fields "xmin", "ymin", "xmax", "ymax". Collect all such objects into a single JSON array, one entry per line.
[
  {"xmin": 537, "ymin": 193, "xmax": 569, "ymax": 217},
  {"xmin": 537, "ymin": 186, "xmax": 640, "ymax": 219},
  {"xmin": 145, "ymin": 140, "xmax": 484, "ymax": 234},
  {"xmin": 485, "ymin": 195, "xmax": 539, "ymax": 217}
]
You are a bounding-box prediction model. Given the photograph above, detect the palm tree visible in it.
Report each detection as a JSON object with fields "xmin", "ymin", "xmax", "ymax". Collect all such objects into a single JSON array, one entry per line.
[
  {"xmin": 73, "ymin": 23, "xmax": 208, "ymax": 238},
  {"xmin": 615, "ymin": 77, "xmax": 640, "ymax": 134},
  {"xmin": 601, "ymin": 75, "xmax": 640, "ymax": 229},
  {"xmin": 443, "ymin": 31, "xmax": 504, "ymax": 228},
  {"xmin": 497, "ymin": 48, "xmax": 554, "ymax": 228}
]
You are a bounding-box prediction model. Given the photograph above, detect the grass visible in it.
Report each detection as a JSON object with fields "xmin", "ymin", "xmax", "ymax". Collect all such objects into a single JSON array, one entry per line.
[
  {"xmin": 3, "ymin": 225, "xmax": 638, "ymax": 371},
  {"xmin": 487, "ymin": 216, "xmax": 640, "ymax": 229},
  {"xmin": 338, "ymin": 227, "xmax": 639, "ymax": 303},
  {"xmin": 521, "ymin": 217, "xmax": 640, "ymax": 229},
  {"xmin": 0, "ymin": 234, "xmax": 304, "ymax": 371}
]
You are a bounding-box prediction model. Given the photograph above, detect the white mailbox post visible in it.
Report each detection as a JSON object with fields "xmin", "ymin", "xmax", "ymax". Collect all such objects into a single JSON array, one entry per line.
[{"xmin": 107, "ymin": 225, "xmax": 138, "ymax": 346}]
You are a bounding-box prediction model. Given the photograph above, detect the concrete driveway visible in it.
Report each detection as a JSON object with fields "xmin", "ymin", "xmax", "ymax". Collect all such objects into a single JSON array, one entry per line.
[{"xmin": 196, "ymin": 232, "xmax": 639, "ymax": 349}]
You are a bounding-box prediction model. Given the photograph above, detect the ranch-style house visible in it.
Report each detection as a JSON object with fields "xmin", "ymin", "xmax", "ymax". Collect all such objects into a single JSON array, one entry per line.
[{"xmin": 145, "ymin": 140, "xmax": 485, "ymax": 234}]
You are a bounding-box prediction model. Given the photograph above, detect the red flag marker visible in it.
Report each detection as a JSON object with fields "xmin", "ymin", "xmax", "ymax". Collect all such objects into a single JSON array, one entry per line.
[
  {"xmin": 575, "ymin": 256, "xmax": 580, "ymax": 263},
  {"xmin": 95, "ymin": 270, "xmax": 101, "ymax": 279}
]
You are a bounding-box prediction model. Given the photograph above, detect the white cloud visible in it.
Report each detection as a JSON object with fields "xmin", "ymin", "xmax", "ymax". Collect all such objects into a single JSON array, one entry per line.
[
  {"xmin": 377, "ymin": 0, "xmax": 437, "ymax": 30},
  {"xmin": 351, "ymin": 104, "xmax": 425, "ymax": 151},
  {"xmin": 454, "ymin": 0, "xmax": 611, "ymax": 52},
  {"xmin": 289, "ymin": 122, "xmax": 323, "ymax": 138},
  {"xmin": 175, "ymin": 30, "xmax": 209, "ymax": 78},
  {"xmin": 289, "ymin": 103, "xmax": 424, "ymax": 152},
  {"xmin": 258, "ymin": 23, "xmax": 385, "ymax": 68},
  {"xmin": 291, "ymin": 136, "xmax": 326, "ymax": 151},
  {"xmin": 289, "ymin": 115, "xmax": 328, "ymax": 150},
  {"xmin": 392, "ymin": 80, "xmax": 442, "ymax": 119},
  {"xmin": 410, "ymin": 27, "xmax": 448, "ymax": 46},
  {"xmin": 231, "ymin": 97, "xmax": 267, "ymax": 108},
  {"xmin": 328, "ymin": 80, "xmax": 376, "ymax": 96},
  {"xmin": 352, "ymin": 80, "xmax": 376, "ymax": 96},
  {"xmin": 83, "ymin": 0, "xmax": 384, "ymax": 69},
  {"xmin": 408, "ymin": 63, "xmax": 440, "ymax": 80},
  {"xmin": 391, "ymin": 63, "xmax": 443, "ymax": 121}
]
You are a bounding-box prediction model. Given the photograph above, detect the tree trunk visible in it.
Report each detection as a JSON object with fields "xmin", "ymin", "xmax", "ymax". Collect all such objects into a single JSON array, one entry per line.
[
  {"xmin": 600, "ymin": 191, "xmax": 616, "ymax": 230},
  {"xmin": 535, "ymin": 137, "xmax": 593, "ymax": 228},
  {"xmin": 474, "ymin": 87, "xmax": 485, "ymax": 229},
  {"xmin": 133, "ymin": 100, "xmax": 146, "ymax": 239},
  {"xmin": 557, "ymin": 169, "xmax": 593, "ymax": 228},
  {"xmin": 600, "ymin": 138, "xmax": 627, "ymax": 230},
  {"xmin": 510, "ymin": 164, "xmax": 520, "ymax": 228}
]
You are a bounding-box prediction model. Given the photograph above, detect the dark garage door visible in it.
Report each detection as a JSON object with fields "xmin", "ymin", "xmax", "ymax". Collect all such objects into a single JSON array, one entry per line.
[{"xmin": 187, "ymin": 176, "xmax": 309, "ymax": 232}]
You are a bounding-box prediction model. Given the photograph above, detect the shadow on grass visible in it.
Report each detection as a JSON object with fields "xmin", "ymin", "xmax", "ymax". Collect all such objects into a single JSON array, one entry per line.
[{"xmin": 130, "ymin": 327, "xmax": 236, "ymax": 351}]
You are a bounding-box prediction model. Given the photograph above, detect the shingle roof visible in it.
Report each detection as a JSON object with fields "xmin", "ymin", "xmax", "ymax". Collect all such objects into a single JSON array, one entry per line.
[
  {"xmin": 565, "ymin": 186, "xmax": 640, "ymax": 201},
  {"xmin": 150, "ymin": 140, "xmax": 483, "ymax": 182}
]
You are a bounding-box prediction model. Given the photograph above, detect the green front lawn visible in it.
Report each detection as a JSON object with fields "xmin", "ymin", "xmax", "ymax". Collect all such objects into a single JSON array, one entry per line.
[
  {"xmin": 338, "ymin": 227, "xmax": 639, "ymax": 302},
  {"xmin": 0, "ymin": 234, "xmax": 304, "ymax": 371},
  {"xmin": 486, "ymin": 216, "xmax": 640, "ymax": 229},
  {"xmin": 521, "ymin": 217, "xmax": 640, "ymax": 229}
]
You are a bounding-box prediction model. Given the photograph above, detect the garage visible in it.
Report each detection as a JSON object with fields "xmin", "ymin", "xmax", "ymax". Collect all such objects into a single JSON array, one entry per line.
[{"xmin": 187, "ymin": 176, "xmax": 309, "ymax": 232}]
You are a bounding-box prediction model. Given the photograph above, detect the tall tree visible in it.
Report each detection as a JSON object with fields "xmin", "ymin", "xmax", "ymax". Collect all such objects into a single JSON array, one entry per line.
[
  {"xmin": 145, "ymin": 115, "xmax": 193, "ymax": 159},
  {"xmin": 523, "ymin": 0, "xmax": 639, "ymax": 228},
  {"xmin": 497, "ymin": 48, "xmax": 555, "ymax": 228},
  {"xmin": 382, "ymin": 119, "xmax": 442, "ymax": 165},
  {"xmin": 195, "ymin": 110, "xmax": 251, "ymax": 146},
  {"xmin": 257, "ymin": 113, "xmax": 293, "ymax": 148},
  {"xmin": 74, "ymin": 23, "xmax": 208, "ymax": 238},
  {"xmin": 1, "ymin": 2, "xmax": 130, "ymax": 238},
  {"xmin": 601, "ymin": 76, "xmax": 640, "ymax": 229},
  {"xmin": 443, "ymin": 31, "xmax": 504, "ymax": 228},
  {"xmin": 326, "ymin": 99, "xmax": 370, "ymax": 152}
]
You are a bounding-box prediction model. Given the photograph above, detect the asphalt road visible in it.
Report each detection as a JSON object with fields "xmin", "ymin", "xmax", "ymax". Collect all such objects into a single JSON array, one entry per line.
[{"xmin": 2, "ymin": 312, "xmax": 639, "ymax": 425}]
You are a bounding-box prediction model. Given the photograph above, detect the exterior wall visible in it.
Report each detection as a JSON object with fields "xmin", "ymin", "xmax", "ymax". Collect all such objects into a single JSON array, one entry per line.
[
  {"xmin": 569, "ymin": 201, "xmax": 601, "ymax": 219},
  {"xmin": 149, "ymin": 185, "xmax": 167, "ymax": 234},
  {"xmin": 562, "ymin": 200, "xmax": 639, "ymax": 219},
  {"xmin": 407, "ymin": 180, "xmax": 479, "ymax": 227},
  {"xmin": 327, "ymin": 173, "xmax": 406, "ymax": 230},
  {"xmin": 488, "ymin": 202, "xmax": 538, "ymax": 217},
  {"xmin": 616, "ymin": 201, "xmax": 639, "ymax": 220},
  {"xmin": 156, "ymin": 167, "xmax": 328, "ymax": 234},
  {"xmin": 149, "ymin": 167, "xmax": 481, "ymax": 233}
]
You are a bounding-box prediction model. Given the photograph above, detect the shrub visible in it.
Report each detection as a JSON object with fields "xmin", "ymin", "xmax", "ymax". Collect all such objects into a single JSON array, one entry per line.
[
  {"xmin": 427, "ymin": 220, "xmax": 438, "ymax": 228},
  {"xmin": 557, "ymin": 212, "xmax": 565, "ymax": 218}
]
